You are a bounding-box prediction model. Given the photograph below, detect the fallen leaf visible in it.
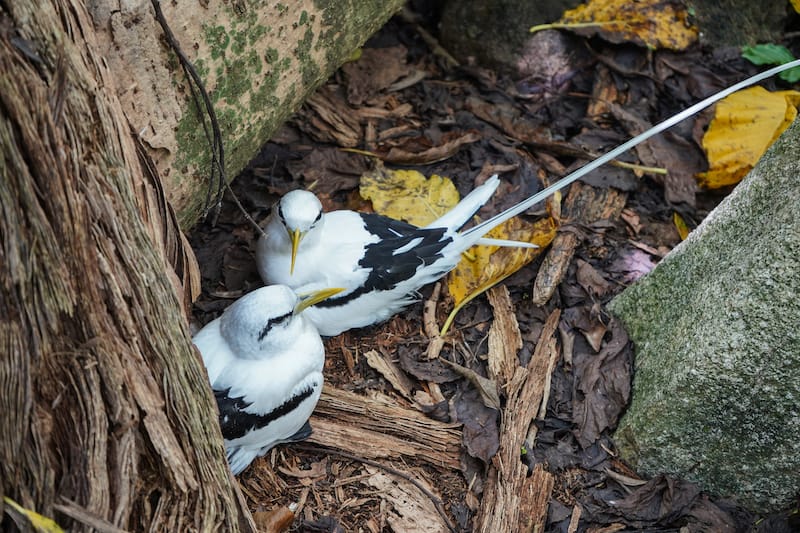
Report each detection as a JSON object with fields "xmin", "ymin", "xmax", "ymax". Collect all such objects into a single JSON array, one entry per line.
[
  {"xmin": 359, "ymin": 166, "xmax": 460, "ymax": 226},
  {"xmin": 742, "ymin": 44, "xmax": 800, "ymax": 83},
  {"xmin": 341, "ymin": 46, "xmax": 411, "ymax": 106},
  {"xmin": 554, "ymin": 0, "xmax": 698, "ymax": 50},
  {"xmin": 252, "ymin": 507, "xmax": 295, "ymax": 533},
  {"xmin": 607, "ymin": 248, "xmax": 658, "ymax": 283},
  {"xmin": 381, "ymin": 130, "xmax": 482, "ymax": 165},
  {"xmin": 697, "ymin": 86, "xmax": 800, "ymax": 189},
  {"xmin": 3, "ymin": 497, "xmax": 65, "ymax": 533},
  {"xmin": 582, "ymin": 475, "xmax": 738, "ymax": 530},
  {"xmin": 441, "ymin": 358, "xmax": 501, "ymax": 410},
  {"xmin": 673, "ymin": 212, "xmax": 689, "ymax": 240},
  {"xmin": 397, "ymin": 345, "xmax": 461, "ymax": 383},
  {"xmin": 443, "ymin": 215, "xmax": 558, "ymax": 335},
  {"xmin": 576, "ymin": 259, "xmax": 613, "ymax": 298},
  {"xmin": 455, "ymin": 387, "xmax": 501, "ymax": 463},
  {"xmin": 572, "ymin": 319, "xmax": 631, "ymax": 448}
]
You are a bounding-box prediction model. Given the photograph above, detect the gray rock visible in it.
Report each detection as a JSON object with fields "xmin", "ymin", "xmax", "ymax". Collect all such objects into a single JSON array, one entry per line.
[{"xmin": 609, "ymin": 118, "xmax": 800, "ymax": 512}]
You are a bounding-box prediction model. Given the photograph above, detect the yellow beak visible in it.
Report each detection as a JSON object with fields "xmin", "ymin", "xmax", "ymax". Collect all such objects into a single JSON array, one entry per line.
[
  {"xmin": 289, "ymin": 228, "xmax": 302, "ymax": 275},
  {"xmin": 294, "ymin": 287, "xmax": 345, "ymax": 314}
]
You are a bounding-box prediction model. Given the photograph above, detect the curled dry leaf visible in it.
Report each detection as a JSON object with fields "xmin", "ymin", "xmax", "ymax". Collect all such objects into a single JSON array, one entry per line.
[
  {"xmin": 359, "ymin": 166, "xmax": 460, "ymax": 226},
  {"xmin": 697, "ymin": 86, "xmax": 800, "ymax": 189},
  {"xmin": 382, "ymin": 130, "xmax": 482, "ymax": 165},
  {"xmin": 556, "ymin": 0, "xmax": 698, "ymax": 50},
  {"xmin": 443, "ymin": 215, "xmax": 558, "ymax": 335},
  {"xmin": 441, "ymin": 358, "xmax": 501, "ymax": 410}
]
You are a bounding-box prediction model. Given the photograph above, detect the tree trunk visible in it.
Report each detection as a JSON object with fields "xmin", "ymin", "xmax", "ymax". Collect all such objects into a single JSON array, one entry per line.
[
  {"xmin": 2, "ymin": 0, "xmax": 404, "ymax": 528},
  {"xmin": 1, "ymin": 1, "xmax": 237, "ymax": 530},
  {"xmin": 608, "ymin": 119, "xmax": 800, "ymax": 512},
  {"xmin": 90, "ymin": 0, "xmax": 405, "ymax": 226}
]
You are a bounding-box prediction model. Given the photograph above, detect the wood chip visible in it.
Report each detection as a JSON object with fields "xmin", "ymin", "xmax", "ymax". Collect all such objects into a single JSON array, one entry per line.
[
  {"xmin": 567, "ymin": 505, "xmax": 582, "ymax": 533},
  {"xmin": 363, "ymin": 349, "xmax": 416, "ymax": 403},
  {"xmin": 475, "ymin": 309, "xmax": 561, "ymax": 533},
  {"xmin": 532, "ymin": 182, "xmax": 626, "ymax": 305},
  {"xmin": 364, "ymin": 466, "xmax": 449, "ymax": 533},
  {"xmin": 309, "ymin": 387, "xmax": 461, "ymax": 470},
  {"xmin": 518, "ymin": 464, "xmax": 555, "ymax": 533},
  {"xmin": 486, "ymin": 285, "xmax": 522, "ymax": 385}
]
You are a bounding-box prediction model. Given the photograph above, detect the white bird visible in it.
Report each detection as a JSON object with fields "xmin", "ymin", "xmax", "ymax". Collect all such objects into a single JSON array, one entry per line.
[
  {"xmin": 192, "ymin": 284, "xmax": 343, "ymax": 475},
  {"xmin": 255, "ymin": 175, "xmax": 539, "ymax": 336}
]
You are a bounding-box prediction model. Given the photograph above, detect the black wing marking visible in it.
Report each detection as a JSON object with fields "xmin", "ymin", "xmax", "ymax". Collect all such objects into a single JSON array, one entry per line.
[
  {"xmin": 215, "ymin": 385, "xmax": 316, "ymax": 441},
  {"xmin": 313, "ymin": 213, "xmax": 452, "ymax": 308}
]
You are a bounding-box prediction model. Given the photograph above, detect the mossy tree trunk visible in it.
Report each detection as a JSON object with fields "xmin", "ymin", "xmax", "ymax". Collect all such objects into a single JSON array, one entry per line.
[
  {"xmin": 90, "ymin": 0, "xmax": 405, "ymax": 226},
  {"xmin": 1, "ymin": 0, "xmax": 402, "ymax": 530}
]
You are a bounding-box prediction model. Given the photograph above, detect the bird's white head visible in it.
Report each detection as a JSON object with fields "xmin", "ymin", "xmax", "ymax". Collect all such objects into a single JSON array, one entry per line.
[
  {"xmin": 220, "ymin": 285, "xmax": 301, "ymax": 356},
  {"xmin": 219, "ymin": 285, "xmax": 344, "ymax": 357},
  {"xmin": 275, "ymin": 190, "xmax": 324, "ymax": 274}
]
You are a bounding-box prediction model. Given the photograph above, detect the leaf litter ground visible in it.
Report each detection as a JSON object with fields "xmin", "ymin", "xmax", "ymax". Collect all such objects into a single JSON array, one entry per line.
[{"xmin": 189, "ymin": 13, "xmax": 799, "ymax": 533}]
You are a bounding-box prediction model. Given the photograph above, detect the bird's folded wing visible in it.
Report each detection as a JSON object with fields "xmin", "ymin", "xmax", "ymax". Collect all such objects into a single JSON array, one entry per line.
[
  {"xmin": 356, "ymin": 213, "xmax": 453, "ymax": 290},
  {"xmin": 214, "ymin": 385, "xmax": 315, "ymax": 441}
]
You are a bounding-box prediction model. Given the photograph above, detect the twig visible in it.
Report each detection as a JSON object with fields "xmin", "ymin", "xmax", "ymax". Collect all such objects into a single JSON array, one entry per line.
[{"xmin": 295, "ymin": 445, "xmax": 458, "ymax": 533}]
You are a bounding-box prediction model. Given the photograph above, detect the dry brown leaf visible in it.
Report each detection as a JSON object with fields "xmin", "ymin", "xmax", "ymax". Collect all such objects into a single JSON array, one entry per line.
[
  {"xmin": 441, "ymin": 359, "xmax": 501, "ymax": 410},
  {"xmin": 554, "ymin": 0, "xmax": 698, "ymax": 50},
  {"xmin": 382, "ymin": 130, "xmax": 481, "ymax": 165}
]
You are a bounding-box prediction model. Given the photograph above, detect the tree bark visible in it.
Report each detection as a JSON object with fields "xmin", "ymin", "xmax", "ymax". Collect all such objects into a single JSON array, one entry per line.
[
  {"xmin": 608, "ymin": 119, "xmax": 800, "ymax": 512},
  {"xmin": 2, "ymin": 0, "xmax": 405, "ymax": 529},
  {"xmin": 90, "ymin": 0, "xmax": 406, "ymax": 226}
]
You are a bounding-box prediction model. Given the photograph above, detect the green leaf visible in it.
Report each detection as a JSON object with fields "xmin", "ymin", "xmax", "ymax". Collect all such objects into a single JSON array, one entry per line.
[
  {"xmin": 742, "ymin": 44, "xmax": 796, "ymax": 66},
  {"xmin": 779, "ymin": 68, "xmax": 800, "ymax": 84},
  {"xmin": 742, "ymin": 44, "xmax": 800, "ymax": 84}
]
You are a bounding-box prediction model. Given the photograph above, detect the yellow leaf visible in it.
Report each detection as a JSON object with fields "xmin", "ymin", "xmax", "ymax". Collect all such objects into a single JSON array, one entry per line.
[
  {"xmin": 3, "ymin": 496, "xmax": 65, "ymax": 533},
  {"xmin": 557, "ymin": 0, "xmax": 698, "ymax": 50},
  {"xmin": 359, "ymin": 166, "xmax": 461, "ymax": 226},
  {"xmin": 442, "ymin": 216, "xmax": 558, "ymax": 335},
  {"xmin": 673, "ymin": 211, "xmax": 689, "ymax": 241},
  {"xmin": 697, "ymin": 86, "xmax": 800, "ymax": 189}
]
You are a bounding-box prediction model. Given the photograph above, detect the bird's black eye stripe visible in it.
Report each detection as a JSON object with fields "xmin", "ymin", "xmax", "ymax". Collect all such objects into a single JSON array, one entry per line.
[
  {"xmin": 258, "ymin": 311, "xmax": 292, "ymax": 341},
  {"xmin": 277, "ymin": 203, "xmax": 287, "ymax": 225}
]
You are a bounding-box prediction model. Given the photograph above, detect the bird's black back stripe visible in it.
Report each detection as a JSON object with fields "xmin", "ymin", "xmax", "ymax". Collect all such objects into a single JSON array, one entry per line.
[
  {"xmin": 313, "ymin": 213, "xmax": 451, "ymax": 308},
  {"xmin": 258, "ymin": 311, "xmax": 292, "ymax": 341},
  {"xmin": 215, "ymin": 384, "xmax": 316, "ymax": 440}
]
